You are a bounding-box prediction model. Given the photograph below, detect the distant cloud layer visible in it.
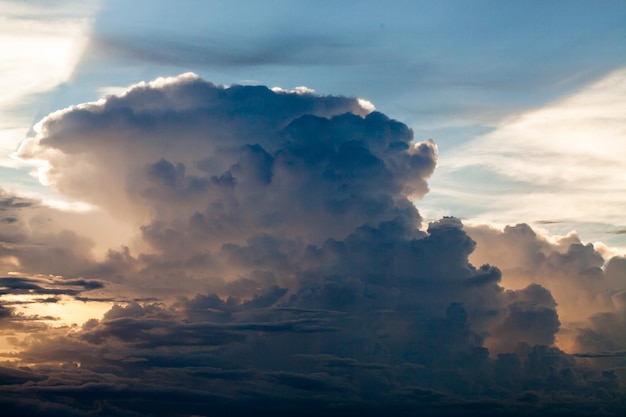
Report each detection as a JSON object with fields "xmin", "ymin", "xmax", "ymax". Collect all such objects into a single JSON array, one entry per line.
[{"xmin": 1, "ymin": 74, "xmax": 624, "ymax": 416}]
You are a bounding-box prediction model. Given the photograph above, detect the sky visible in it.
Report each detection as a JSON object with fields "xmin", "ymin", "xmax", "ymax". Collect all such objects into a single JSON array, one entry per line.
[{"xmin": 0, "ymin": 1, "xmax": 625, "ymax": 416}]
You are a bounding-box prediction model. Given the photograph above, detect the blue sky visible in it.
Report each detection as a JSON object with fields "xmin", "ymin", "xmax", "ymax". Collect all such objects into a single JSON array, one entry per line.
[{"xmin": 1, "ymin": 2, "xmax": 626, "ymax": 415}]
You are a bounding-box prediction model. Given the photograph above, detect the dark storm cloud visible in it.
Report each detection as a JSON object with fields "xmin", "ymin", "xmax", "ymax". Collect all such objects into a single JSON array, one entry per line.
[
  {"xmin": 488, "ymin": 284, "xmax": 560, "ymax": 353},
  {"xmin": 7, "ymin": 220, "xmax": 623, "ymax": 415},
  {"xmin": 0, "ymin": 276, "xmax": 104, "ymax": 297},
  {"xmin": 573, "ymin": 351, "xmax": 626, "ymax": 358},
  {"xmin": 0, "ymin": 366, "xmax": 47, "ymax": 385},
  {"xmin": 4, "ymin": 74, "xmax": 625, "ymax": 416},
  {"xmin": 78, "ymin": 301, "xmax": 337, "ymax": 348}
]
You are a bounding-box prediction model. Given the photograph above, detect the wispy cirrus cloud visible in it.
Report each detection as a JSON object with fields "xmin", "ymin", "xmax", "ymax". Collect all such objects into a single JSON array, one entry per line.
[
  {"xmin": 0, "ymin": 0, "xmax": 98, "ymax": 168},
  {"xmin": 424, "ymin": 68, "xmax": 626, "ymax": 248}
]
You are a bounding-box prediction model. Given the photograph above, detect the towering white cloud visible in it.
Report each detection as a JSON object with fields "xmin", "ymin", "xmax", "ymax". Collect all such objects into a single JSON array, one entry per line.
[
  {"xmin": 17, "ymin": 73, "xmax": 437, "ymax": 252},
  {"xmin": 0, "ymin": 75, "xmax": 624, "ymax": 416}
]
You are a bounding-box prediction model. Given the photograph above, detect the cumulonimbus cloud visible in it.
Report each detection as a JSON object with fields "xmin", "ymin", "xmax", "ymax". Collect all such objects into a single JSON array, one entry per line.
[{"xmin": 1, "ymin": 74, "xmax": 624, "ymax": 416}]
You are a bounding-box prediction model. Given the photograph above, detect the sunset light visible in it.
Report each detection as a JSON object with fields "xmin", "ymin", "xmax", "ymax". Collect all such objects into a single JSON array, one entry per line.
[{"xmin": 1, "ymin": 2, "xmax": 625, "ymax": 416}]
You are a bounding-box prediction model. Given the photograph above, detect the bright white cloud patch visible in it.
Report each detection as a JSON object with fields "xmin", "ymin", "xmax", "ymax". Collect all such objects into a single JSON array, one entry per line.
[
  {"xmin": 357, "ymin": 97, "xmax": 376, "ymax": 113},
  {"xmin": 426, "ymin": 68, "xmax": 626, "ymax": 248},
  {"xmin": 0, "ymin": 1, "xmax": 97, "ymax": 167}
]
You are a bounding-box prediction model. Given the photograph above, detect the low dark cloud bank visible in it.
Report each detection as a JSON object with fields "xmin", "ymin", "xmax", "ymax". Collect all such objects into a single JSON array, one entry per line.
[{"xmin": 0, "ymin": 74, "xmax": 624, "ymax": 416}]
